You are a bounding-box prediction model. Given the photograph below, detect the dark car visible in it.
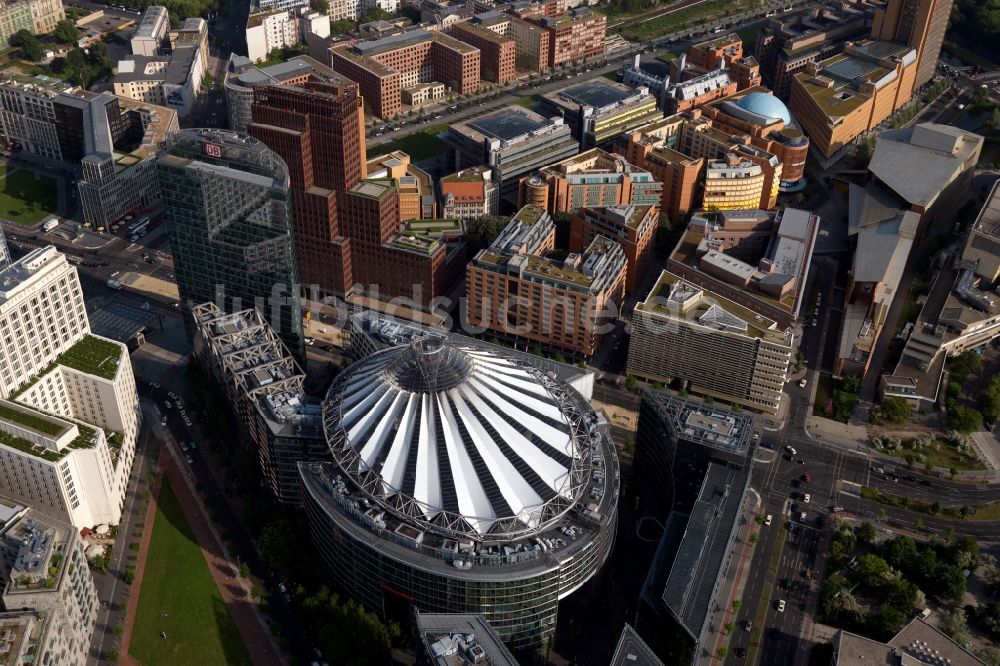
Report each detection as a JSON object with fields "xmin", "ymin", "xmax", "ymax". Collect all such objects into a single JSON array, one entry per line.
[
  {"xmin": 743, "ymin": 621, "xmax": 752, "ymax": 631},
  {"xmin": 803, "ymin": 472, "xmax": 812, "ymax": 482},
  {"xmin": 920, "ymin": 479, "xmax": 932, "ymax": 487},
  {"xmin": 734, "ymin": 647, "xmax": 746, "ymax": 659}
]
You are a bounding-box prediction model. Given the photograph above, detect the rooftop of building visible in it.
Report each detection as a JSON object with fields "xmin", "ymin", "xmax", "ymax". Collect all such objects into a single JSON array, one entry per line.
[
  {"xmin": 440, "ymin": 165, "xmax": 492, "ymax": 183},
  {"xmin": 549, "ymin": 79, "xmax": 649, "ymax": 111},
  {"xmin": 452, "ymin": 19, "xmax": 511, "ymax": 45},
  {"xmin": 539, "ymin": 147, "xmax": 646, "ymax": 177},
  {"xmin": 247, "ymin": 6, "xmax": 289, "ymax": 29},
  {"xmin": 867, "ymin": 123, "xmax": 984, "ymax": 208},
  {"xmin": 331, "ymin": 45, "xmax": 397, "ymax": 78},
  {"xmin": 133, "ymin": 4, "xmax": 167, "ymax": 39},
  {"xmin": 458, "ymin": 106, "xmax": 561, "ymax": 143},
  {"xmin": 0, "ymin": 247, "xmax": 70, "ymax": 304},
  {"xmin": 350, "ymin": 310, "xmax": 595, "ymax": 383},
  {"xmin": 302, "ymin": 339, "xmax": 619, "ymax": 572},
  {"xmin": 0, "ymin": 497, "xmax": 75, "ymax": 596},
  {"xmin": 833, "ymin": 618, "xmax": 987, "ymax": 666},
  {"xmin": 658, "ymin": 462, "xmax": 749, "ymax": 638},
  {"xmin": 578, "ymin": 204, "xmax": 655, "ymax": 230},
  {"xmin": 610, "ymin": 624, "xmax": 664, "ymax": 666},
  {"xmin": 537, "ymin": 6, "xmax": 603, "ymax": 28},
  {"xmin": 669, "ymin": 208, "xmax": 817, "ymax": 318},
  {"xmin": 158, "ymin": 128, "xmax": 290, "ymax": 188},
  {"xmin": 969, "ymin": 180, "xmax": 1000, "ymax": 240},
  {"xmin": 351, "ymin": 28, "xmax": 478, "ymax": 57},
  {"xmin": 636, "ymin": 270, "xmax": 781, "ymax": 340},
  {"xmin": 794, "ymin": 39, "xmax": 915, "ymax": 118},
  {"xmin": 415, "ymin": 612, "xmax": 519, "ymax": 666},
  {"xmin": 192, "ymin": 304, "xmax": 321, "ymax": 439},
  {"xmin": 228, "ymin": 54, "xmax": 344, "ymax": 89}
]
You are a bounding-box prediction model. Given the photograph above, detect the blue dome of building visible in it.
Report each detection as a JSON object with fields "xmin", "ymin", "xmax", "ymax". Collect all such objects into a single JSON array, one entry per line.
[{"xmin": 735, "ymin": 92, "xmax": 791, "ymax": 125}]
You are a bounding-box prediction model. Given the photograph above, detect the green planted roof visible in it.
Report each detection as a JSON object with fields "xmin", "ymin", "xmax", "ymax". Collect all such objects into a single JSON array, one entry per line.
[{"xmin": 56, "ymin": 335, "xmax": 122, "ymax": 380}]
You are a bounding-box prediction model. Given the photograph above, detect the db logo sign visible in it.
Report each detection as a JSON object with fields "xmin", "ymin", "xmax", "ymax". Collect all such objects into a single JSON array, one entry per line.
[{"xmin": 204, "ymin": 143, "xmax": 222, "ymax": 158}]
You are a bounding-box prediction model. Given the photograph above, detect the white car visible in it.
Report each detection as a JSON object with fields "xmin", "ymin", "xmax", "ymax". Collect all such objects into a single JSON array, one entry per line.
[
  {"xmin": 798, "ymin": 378, "xmax": 807, "ymax": 388},
  {"xmin": 803, "ymin": 494, "xmax": 811, "ymax": 504},
  {"xmin": 786, "ymin": 446, "xmax": 797, "ymax": 456},
  {"xmin": 764, "ymin": 514, "xmax": 773, "ymax": 526},
  {"xmin": 777, "ymin": 600, "xmax": 786, "ymax": 613}
]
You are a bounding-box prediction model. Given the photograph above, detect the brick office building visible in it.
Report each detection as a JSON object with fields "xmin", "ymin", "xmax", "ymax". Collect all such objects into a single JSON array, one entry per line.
[
  {"xmin": 247, "ymin": 82, "xmax": 464, "ymax": 306},
  {"xmin": 330, "ymin": 29, "xmax": 480, "ymax": 118},
  {"xmin": 450, "ymin": 20, "xmax": 515, "ymax": 83}
]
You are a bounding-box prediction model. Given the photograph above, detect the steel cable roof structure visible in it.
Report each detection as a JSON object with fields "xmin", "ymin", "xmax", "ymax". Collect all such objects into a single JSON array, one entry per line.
[
  {"xmin": 300, "ymin": 336, "xmax": 620, "ymax": 654},
  {"xmin": 322, "ymin": 336, "xmax": 592, "ymax": 540}
]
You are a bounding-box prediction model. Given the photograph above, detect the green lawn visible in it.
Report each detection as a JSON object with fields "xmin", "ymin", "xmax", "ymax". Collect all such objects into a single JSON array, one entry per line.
[
  {"xmin": 369, "ymin": 124, "xmax": 448, "ymax": 162},
  {"xmin": 619, "ymin": 0, "xmax": 758, "ymax": 41},
  {"xmin": 515, "ymin": 94, "xmax": 542, "ymax": 109},
  {"xmin": 878, "ymin": 438, "xmax": 986, "ymax": 471},
  {"xmin": 0, "ymin": 169, "xmax": 58, "ymax": 226},
  {"xmin": 130, "ymin": 479, "xmax": 252, "ymax": 666}
]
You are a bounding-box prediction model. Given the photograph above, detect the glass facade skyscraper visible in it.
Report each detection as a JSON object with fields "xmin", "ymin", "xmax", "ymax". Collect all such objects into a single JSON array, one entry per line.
[{"xmin": 156, "ymin": 129, "xmax": 304, "ymax": 359}]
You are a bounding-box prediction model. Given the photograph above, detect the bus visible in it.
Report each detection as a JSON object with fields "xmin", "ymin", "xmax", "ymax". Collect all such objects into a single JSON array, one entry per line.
[
  {"xmin": 130, "ymin": 219, "xmax": 150, "ymax": 237},
  {"xmin": 127, "ymin": 216, "xmax": 149, "ymax": 233}
]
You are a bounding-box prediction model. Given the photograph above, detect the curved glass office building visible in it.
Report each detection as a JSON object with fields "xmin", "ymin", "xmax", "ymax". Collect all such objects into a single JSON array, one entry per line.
[{"xmin": 299, "ymin": 337, "xmax": 620, "ymax": 653}]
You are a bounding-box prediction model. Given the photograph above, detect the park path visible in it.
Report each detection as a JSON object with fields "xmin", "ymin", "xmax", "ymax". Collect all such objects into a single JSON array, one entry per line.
[{"xmin": 120, "ymin": 445, "xmax": 284, "ymax": 666}]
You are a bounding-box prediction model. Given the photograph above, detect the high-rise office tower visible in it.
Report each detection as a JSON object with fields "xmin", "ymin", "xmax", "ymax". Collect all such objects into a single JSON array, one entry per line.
[
  {"xmin": 247, "ymin": 82, "xmax": 366, "ymax": 294},
  {"xmin": 155, "ymin": 128, "xmax": 305, "ymax": 359},
  {"xmin": 872, "ymin": 0, "xmax": 953, "ymax": 87},
  {"xmin": 248, "ymin": 81, "xmax": 465, "ymax": 307}
]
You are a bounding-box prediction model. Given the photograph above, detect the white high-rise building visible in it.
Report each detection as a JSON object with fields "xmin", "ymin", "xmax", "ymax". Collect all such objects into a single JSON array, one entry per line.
[{"xmin": 0, "ymin": 247, "xmax": 140, "ymax": 528}]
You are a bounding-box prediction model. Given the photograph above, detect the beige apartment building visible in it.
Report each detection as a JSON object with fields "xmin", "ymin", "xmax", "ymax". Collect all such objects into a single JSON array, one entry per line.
[
  {"xmin": 465, "ymin": 204, "xmax": 626, "ymax": 357},
  {"xmin": 0, "ymin": 498, "xmax": 99, "ymax": 666},
  {"xmin": 627, "ymin": 270, "xmax": 794, "ymax": 414}
]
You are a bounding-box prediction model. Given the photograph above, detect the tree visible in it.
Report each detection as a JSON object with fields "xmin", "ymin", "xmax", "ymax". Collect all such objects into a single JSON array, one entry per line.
[
  {"xmin": 977, "ymin": 647, "xmax": 1000, "ymax": 666},
  {"xmin": 731, "ymin": 599, "xmax": 741, "ymax": 612},
  {"xmin": 947, "ymin": 380, "xmax": 963, "ymax": 399},
  {"xmin": 979, "ymin": 384, "xmax": 1000, "ymax": 424},
  {"xmin": 716, "ymin": 647, "xmax": 729, "ymax": 659},
  {"xmin": 465, "ymin": 215, "xmax": 509, "ymax": 248},
  {"xmin": 10, "ymin": 30, "xmax": 44, "ymax": 61},
  {"xmin": 724, "ymin": 621, "xmax": 735, "ymax": 634},
  {"xmin": 991, "ymin": 106, "xmax": 1000, "ymax": 131},
  {"xmin": 856, "ymin": 521, "xmax": 876, "ymax": 544},
  {"xmin": 360, "ymin": 5, "xmax": 391, "ymax": 22},
  {"xmin": 870, "ymin": 605, "xmax": 907, "ymax": 637},
  {"xmin": 948, "ymin": 405, "xmax": 983, "ymax": 433},
  {"xmin": 52, "ymin": 19, "xmax": 79, "ymax": 44},
  {"xmin": 239, "ymin": 562, "xmax": 250, "ymax": 577},
  {"xmin": 625, "ymin": 375, "xmax": 638, "ymax": 390},
  {"xmin": 856, "ymin": 554, "xmax": 891, "ymax": 584},
  {"xmin": 302, "ymin": 586, "xmax": 399, "ymax": 665},
  {"xmin": 106, "ymin": 650, "xmax": 119, "ymax": 663},
  {"xmin": 940, "ymin": 607, "xmax": 970, "ymax": 645},
  {"xmin": 880, "ymin": 396, "xmax": 911, "ymax": 424},
  {"xmin": 882, "ymin": 536, "xmax": 918, "ymax": 569},
  {"xmin": 841, "ymin": 374, "xmax": 862, "ymax": 394},
  {"xmin": 932, "ymin": 566, "xmax": 967, "ymax": 602},
  {"xmin": 309, "ymin": 0, "xmax": 329, "ymax": 12},
  {"xmin": 950, "ymin": 351, "xmax": 982, "ymax": 379},
  {"xmin": 257, "ymin": 518, "xmax": 297, "ymax": 573},
  {"xmin": 122, "ymin": 569, "xmax": 134, "ymax": 585}
]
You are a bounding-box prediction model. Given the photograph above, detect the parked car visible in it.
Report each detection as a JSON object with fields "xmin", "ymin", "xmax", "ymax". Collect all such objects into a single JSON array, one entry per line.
[{"xmin": 776, "ymin": 600, "xmax": 786, "ymax": 613}]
